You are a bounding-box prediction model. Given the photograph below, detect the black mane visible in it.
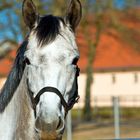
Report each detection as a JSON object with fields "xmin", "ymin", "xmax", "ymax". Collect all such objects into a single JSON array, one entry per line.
[
  {"xmin": 35, "ymin": 15, "xmax": 65, "ymax": 46},
  {"xmin": 0, "ymin": 40, "xmax": 28, "ymax": 113}
]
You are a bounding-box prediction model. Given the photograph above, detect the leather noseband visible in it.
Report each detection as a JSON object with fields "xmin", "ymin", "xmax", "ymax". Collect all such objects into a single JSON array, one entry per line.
[{"xmin": 27, "ymin": 67, "xmax": 80, "ymax": 116}]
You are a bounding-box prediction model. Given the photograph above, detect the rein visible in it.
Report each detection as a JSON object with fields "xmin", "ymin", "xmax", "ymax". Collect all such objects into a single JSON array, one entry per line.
[{"xmin": 27, "ymin": 66, "xmax": 80, "ymax": 116}]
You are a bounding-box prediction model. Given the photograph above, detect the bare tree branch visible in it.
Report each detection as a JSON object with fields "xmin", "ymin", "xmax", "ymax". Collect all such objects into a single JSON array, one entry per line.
[{"xmin": 0, "ymin": 2, "xmax": 13, "ymax": 11}]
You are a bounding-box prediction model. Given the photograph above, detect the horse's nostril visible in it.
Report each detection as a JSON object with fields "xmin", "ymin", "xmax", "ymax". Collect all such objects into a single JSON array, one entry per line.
[{"xmin": 57, "ymin": 117, "xmax": 62, "ymax": 129}]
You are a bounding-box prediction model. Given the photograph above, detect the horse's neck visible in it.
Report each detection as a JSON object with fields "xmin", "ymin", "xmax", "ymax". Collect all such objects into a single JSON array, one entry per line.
[{"xmin": 0, "ymin": 76, "xmax": 36, "ymax": 140}]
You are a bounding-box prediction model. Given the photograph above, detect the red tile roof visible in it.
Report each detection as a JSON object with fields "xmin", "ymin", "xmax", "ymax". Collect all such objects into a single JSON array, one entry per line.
[
  {"xmin": 77, "ymin": 13, "xmax": 140, "ymax": 72},
  {"xmin": 77, "ymin": 30, "xmax": 140, "ymax": 72},
  {"xmin": 0, "ymin": 49, "xmax": 16, "ymax": 77}
]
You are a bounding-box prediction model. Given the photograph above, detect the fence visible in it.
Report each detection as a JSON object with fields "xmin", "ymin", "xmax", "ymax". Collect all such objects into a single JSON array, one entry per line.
[{"xmin": 66, "ymin": 96, "xmax": 140, "ymax": 140}]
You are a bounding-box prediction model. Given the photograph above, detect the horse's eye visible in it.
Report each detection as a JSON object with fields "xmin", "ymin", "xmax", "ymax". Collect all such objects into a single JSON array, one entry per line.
[
  {"xmin": 24, "ymin": 58, "xmax": 31, "ymax": 65},
  {"xmin": 72, "ymin": 57, "xmax": 79, "ymax": 65}
]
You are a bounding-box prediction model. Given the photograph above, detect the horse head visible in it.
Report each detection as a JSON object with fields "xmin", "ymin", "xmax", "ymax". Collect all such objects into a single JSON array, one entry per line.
[{"xmin": 22, "ymin": 0, "xmax": 82, "ymax": 139}]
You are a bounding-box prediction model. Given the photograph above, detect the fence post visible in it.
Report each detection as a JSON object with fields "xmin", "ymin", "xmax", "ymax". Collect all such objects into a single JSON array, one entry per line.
[
  {"xmin": 66, "ymin": 110, "xmax": 72, "ymax": 140},
  {"xmin": 77, "ymin": 106, "xmax": 82, "ymax": 122},
  {"xmin": 93, "ymin": 97, "xmax": 98, "ymax": 118},
  {"xmin": 113, "ymin": 96, "xmax": 120, "ymax": 139}
]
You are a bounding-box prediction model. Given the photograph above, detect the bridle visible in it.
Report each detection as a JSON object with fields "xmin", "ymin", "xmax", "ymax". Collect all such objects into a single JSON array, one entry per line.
[{"xmin": 26, "ymin": 62, "xmax": 80, "ymax": 116}]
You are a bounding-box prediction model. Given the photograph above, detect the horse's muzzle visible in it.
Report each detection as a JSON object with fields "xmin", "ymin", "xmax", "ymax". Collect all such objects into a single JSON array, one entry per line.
[{"xmin": 35, "ymin": 113, "xmax": 65, "ymax": 138}]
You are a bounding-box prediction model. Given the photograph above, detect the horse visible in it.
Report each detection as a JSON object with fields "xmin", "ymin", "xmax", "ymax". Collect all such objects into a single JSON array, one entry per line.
[{"xmin": 0, "ymin": 0, "xmax": 82, "ymax": 139}]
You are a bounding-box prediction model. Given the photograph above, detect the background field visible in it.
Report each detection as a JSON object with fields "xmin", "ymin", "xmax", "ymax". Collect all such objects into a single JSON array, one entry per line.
[{"xmin": 63, "ymin": 108, "xmax": 140, "ymax": 140}]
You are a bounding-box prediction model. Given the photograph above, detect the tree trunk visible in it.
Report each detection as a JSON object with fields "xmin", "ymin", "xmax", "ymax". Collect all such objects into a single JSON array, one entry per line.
[
  {"xmin": 83, "ymin": 41, "xmax": 96, "ymax": 121},
  {"xmin": 83, "ymin": 17, "xmax": 102, "ymax": 121}
]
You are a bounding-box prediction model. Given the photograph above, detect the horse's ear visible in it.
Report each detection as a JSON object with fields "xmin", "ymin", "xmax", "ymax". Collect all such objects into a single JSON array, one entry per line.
[
  {"xmin": 22, "ymin": 0, "xmax": 38, "ymax": 29},
  {"xmin": 66, "ymin": 0, "xmax": 82, "ymax": 31}
]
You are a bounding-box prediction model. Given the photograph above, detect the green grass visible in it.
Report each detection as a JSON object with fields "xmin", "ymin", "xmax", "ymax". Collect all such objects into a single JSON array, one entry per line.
[
  {"xmin": 71, "ymin": 107, "xmax": 140, "ymax": 122},
  {"xmin": 64, "ymin": 107, "xmax": 140, "ymax": 140},
  {"xmin": 70, "ymin": 107, "xmax": 140, "ymax": 136}
]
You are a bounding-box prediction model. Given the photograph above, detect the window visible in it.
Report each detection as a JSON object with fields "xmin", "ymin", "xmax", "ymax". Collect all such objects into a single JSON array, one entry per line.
[
  {"xmin": 112, "ymin": 73, "xmax": 116, "ymax": 84},
  {"xmin": 134, "ymin": 73, "xmax": 138, "ymax": 83}
]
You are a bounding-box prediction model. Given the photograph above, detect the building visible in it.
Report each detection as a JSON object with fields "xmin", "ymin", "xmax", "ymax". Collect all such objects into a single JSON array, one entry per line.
[{"xmin": 77, "ymin": 32, "xmax": 140, "ymax": 107}]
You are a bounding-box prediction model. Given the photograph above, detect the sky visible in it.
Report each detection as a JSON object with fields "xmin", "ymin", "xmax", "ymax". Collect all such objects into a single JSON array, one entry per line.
[
  {"xmin": 0, "ymin": 10, "xmax": 22, "ymax": 42},
  {"xmin": 114, "ymin": 0, "xmax": 125, "ymax": 9},
  {"xmin": 0, "ymin": 0, "xmax": 138, "ymax": 43}
]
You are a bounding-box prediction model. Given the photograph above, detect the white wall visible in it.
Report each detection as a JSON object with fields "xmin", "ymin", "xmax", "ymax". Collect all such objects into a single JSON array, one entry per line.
[
  {"xmin": 0, "ymin": 71, "xmax": 140, "ymax": 107},
  {"xmin": 76, "ymin": 71, "xmax": 140, "ymax": 108}
]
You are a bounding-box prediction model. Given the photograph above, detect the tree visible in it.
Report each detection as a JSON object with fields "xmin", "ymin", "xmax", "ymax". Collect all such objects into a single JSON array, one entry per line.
[
  {"xmin": 0, "ymin": 0, "xmax": 69, "ymax": 57},
  {"xmin": 82, "ymin": 0, "xmax": 103, "ymax": 121},
  {"xmin": 50, "ymin": 0, "xmax": 66, "ymax": 16},
  {"xmin": 0, "ymin": 0, "xmax": 51, "ymax": 42},
  {"xmin": 0, "ymin": 2, "xmax": 13, "ymax": 11},
  {"xmin": 0, "ymin": 0, "xmax": 50, "ymax": 56},
  {"xmin": 82, "ymin": 0, "xmax": 140, "ymax": 121}
]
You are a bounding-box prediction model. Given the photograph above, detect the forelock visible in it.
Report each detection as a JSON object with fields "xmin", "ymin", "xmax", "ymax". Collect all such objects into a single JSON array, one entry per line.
[{"xmin": 34, "ymin": 15, "xmax": 66, "ymax": 47}]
